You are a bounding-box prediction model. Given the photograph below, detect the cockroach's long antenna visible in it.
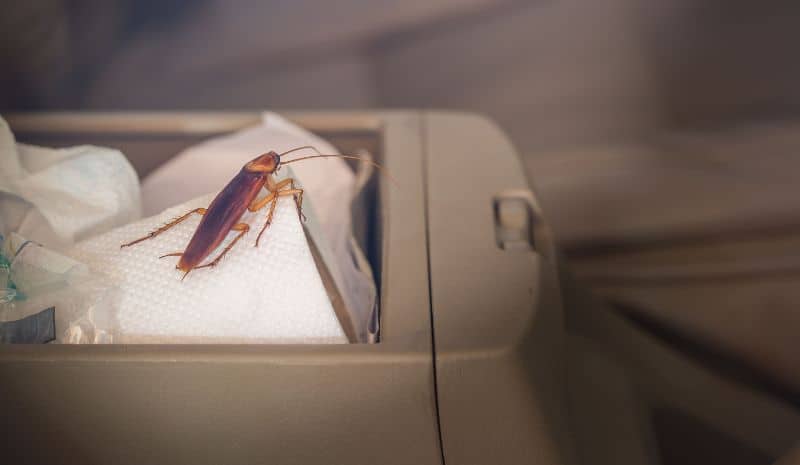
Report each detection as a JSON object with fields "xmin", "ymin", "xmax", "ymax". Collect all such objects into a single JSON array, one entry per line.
[
  {"xmin": 282, "ymin": 154, "xmax": 398, "ymax": 187},
  {"xmin": 278, "ymin": 145, "xmax": 321, "ymax": 158}
]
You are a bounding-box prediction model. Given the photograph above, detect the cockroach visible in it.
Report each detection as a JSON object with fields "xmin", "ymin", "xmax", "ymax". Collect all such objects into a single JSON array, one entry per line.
[{"xmin": 120, "ymin": 146, "xmax": 387, "ymax": 280}]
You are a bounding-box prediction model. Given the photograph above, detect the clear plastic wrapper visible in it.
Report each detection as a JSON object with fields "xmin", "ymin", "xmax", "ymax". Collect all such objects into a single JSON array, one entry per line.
[{"xmin": 0, "ymin": 233, "xmax": 118, "ymax": 343}]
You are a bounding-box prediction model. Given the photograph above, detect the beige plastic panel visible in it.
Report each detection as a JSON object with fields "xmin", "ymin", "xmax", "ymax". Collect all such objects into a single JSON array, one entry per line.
[
  {"xmin": 423, "ymin": 112, "xmax": 577, "ymax": 465},
  {"xmin": 0, "ymin": 112, "xmax": 441, "ymax": 465}
]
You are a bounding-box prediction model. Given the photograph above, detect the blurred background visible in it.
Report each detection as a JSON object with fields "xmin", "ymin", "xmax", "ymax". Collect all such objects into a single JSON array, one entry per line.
[
  {"xmin": 2, "ymin": 1, "xmax": 800, "ymax": 463},
  {"xmin": 4, "ymin": 1, "xmax": 799, "ymax": 146},
  {"xmin": 3, "ymin": 0, "xmax": 800, "ymax": 243}
]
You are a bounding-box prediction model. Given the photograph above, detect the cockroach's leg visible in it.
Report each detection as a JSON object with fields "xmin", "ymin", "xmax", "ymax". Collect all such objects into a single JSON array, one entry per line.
[
  {"xmin": 293, "ymin": 188, "xmax": 305, "ymax": 222},
  {"xmin": 258, "ymin": 194, "xmax": 280, "ymax": 246},
  {"xmin": 121, "ymin": 208, "xmax": 207, "ymax": 248},
  {"xmin": 193, "ymin": 223, "xmax": 250, "ymax": 270},
  {"xmin": 284, "ymin": 178, "xmax": 305, "ymax": 220},
  {"xmin": 159, "ymin": 252, "xmax": 183, "ymax": 259},
  {"xmin": 248, "ymin": 189, "xmax": 281, "ymax": 247},
  {"xmin": 255, "ymin": 188, "xmax": 304, "ymax": 247},
  {"xmin": 282, "ymin": 179, "xmax": 305, "ymax": 221},
  {"xmin": 247, "ymin": 178, "xmax": 295, "ymax": 212}
]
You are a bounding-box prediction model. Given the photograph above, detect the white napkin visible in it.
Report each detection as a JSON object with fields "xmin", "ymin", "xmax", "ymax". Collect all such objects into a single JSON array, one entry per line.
[
  {"xmin": 0, "ymin": 116, "xmax": 141, "ymax": 251},
  {"xmin": 69, "ymin": 178, "xmax": 347, "ymax": 344}
]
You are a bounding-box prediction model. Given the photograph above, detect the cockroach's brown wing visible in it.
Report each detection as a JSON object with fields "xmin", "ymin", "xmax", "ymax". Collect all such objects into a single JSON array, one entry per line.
[{"xmin": 177, "ymin": 170, "xmax": 264, "ymax": 271}]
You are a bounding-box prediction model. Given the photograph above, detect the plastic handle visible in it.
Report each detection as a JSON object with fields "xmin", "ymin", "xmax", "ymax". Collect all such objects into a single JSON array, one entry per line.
[{"xmin": 492, "ymin": 189, "xmax": 556, "ymax": 262}]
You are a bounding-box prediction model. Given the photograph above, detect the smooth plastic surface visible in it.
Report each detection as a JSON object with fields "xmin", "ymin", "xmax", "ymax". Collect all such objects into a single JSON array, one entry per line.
[{"xmin": 423, "ymin": 112, "xmax": 576, "ymax": 465}]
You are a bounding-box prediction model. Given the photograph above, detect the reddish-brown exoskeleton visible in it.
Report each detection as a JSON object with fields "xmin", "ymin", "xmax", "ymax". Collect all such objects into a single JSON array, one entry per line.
[{"xmin": 120, "ymin": 146, "xmax": 382, "ymax": 280}]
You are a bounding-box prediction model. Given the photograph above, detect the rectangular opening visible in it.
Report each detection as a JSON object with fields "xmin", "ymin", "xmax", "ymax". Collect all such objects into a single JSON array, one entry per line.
[{"xmin": 7, "ymin": 112, "xmax": 386, "ymax": 345}]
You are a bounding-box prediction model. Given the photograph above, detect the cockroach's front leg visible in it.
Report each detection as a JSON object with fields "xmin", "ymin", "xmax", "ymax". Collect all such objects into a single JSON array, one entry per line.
[
  {"xmin": 254, "ymin": 188, "xmax": 304, "ymax": 246},
  {"xmin": 249, "ymin": 178, "xmax": 305, "ymax": 246},
  {"xmin": 192, "ymin": 222, "xmax": 250, "ymax": 271},
  {"xmin": 248, "ymin": 178, "xmax": 303, "ymax": 214},
  {"xmin": 121, "ymin": 207, "xmax": 207, "ymax": 248}
]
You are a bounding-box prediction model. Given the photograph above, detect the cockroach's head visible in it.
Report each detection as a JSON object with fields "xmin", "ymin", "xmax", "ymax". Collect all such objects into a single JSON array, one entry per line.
[{"xmin": 245, "ymin": 151, "xmax": 281, "ymax": 174}]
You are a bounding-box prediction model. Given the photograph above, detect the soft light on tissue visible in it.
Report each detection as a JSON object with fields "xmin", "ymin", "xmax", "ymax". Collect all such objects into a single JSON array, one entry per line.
[
  {"xmin": 70, "ymin": 182, "xmax": 348, "ymax": 344},
  {"xmin": 0, "ymin": 116, "xmax": 141, "ymax": 251}
]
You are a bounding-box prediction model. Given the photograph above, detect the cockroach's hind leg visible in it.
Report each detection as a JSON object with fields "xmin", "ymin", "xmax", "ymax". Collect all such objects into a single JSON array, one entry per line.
[
  {"xmin": 120, "ymin": 207, "xmax": 207, "ymax": 248},
  {"xmin": 159, "ymin": 252, "xmax": 183, "ymax": 259},
  {"xmin": 195, "ymin": 223, "xmax": 250, "ymax": 269},
  {"xmin": 192, "ymin": 262, "xmax": 216, "ymax": 271}
]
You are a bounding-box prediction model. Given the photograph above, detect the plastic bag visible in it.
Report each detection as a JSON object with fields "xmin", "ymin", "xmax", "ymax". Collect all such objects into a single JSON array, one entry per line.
[{"xmin": 0, "ymin": 233, "xmax": 118, "ymax": 343}]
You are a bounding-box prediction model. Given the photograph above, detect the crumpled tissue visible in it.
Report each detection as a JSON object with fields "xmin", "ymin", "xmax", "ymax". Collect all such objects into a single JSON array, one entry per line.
[{"xmin": 0, "ymin": 115, "xmax": 141, "ymax": 250}]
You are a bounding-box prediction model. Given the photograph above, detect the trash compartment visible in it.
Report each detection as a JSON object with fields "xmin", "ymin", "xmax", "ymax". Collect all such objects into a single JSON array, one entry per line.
[{"xmin": 1, "ymin": 111, "xmax": 573, "ymax": 465}]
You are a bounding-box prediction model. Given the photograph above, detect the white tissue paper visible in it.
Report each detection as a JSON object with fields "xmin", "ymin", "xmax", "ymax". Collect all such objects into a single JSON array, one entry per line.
[
  {"xmin": 70, "ymin": 173, "xmax": 347, "ymax": 344},
  {"xmin": 140, "ymin": 113, "xmax": 376, "ymax": 342},
  {"xmin": 0, "ymin": 116, "xmax": 141, "ymax": 251},
  {"xmin": 2, "ymin": 112, "xmax": 373, "ymax": 344}
]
